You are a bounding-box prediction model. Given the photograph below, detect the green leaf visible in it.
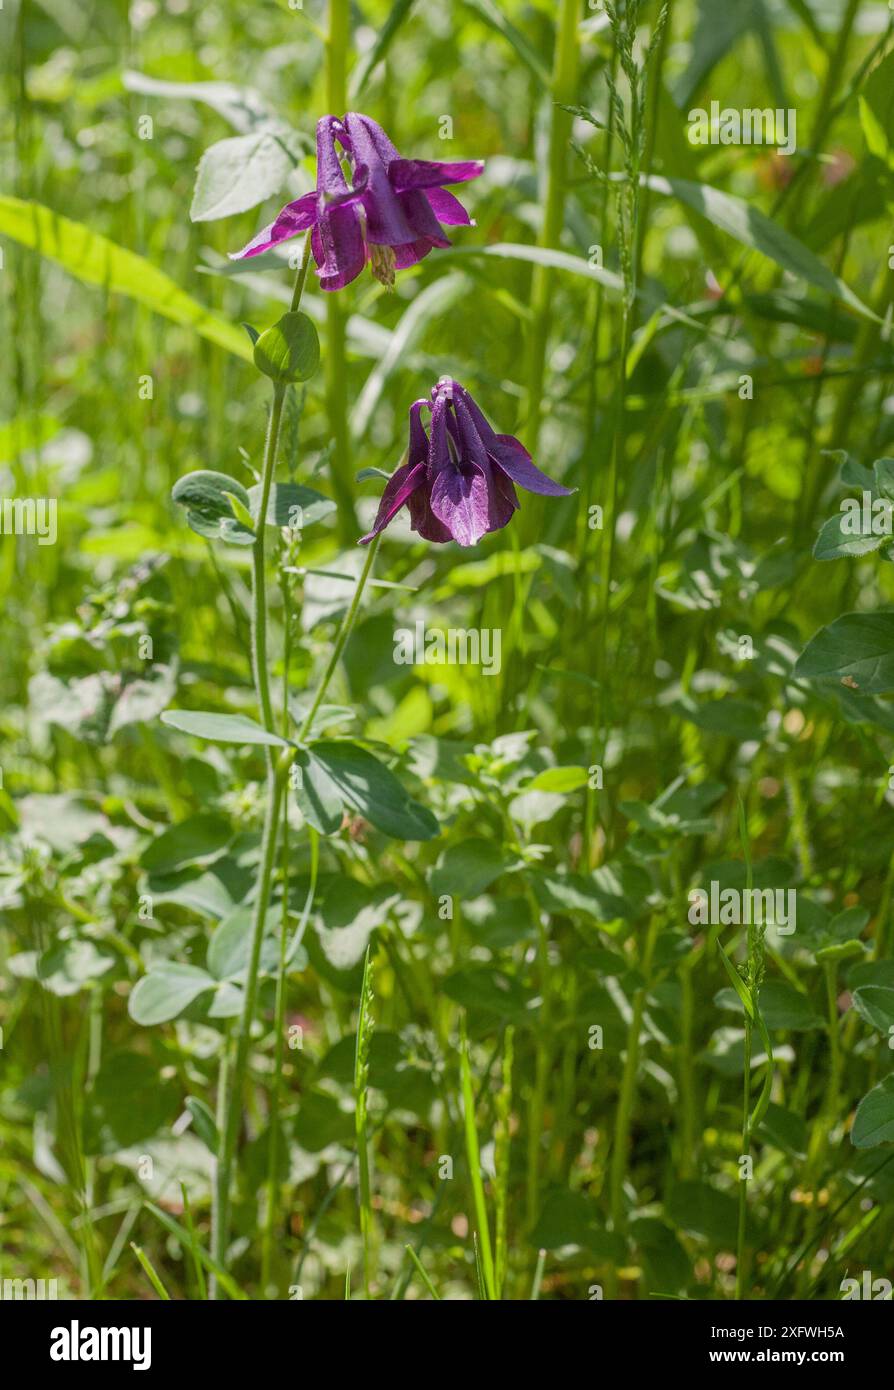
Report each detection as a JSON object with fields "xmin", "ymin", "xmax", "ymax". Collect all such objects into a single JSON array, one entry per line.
[
  {"xmin": 531, "ymin": 1190, "xmax": 625, "ymax": 1259},
  {"xmin": 141, "ymin": 813, "xmax": 232, "ymax": 873},
  {"xmin": 128, "ymin": 963, "xmax": 216, "ymax": 1025},
  {"xmin": 813, "ymin": 509, "xmax": 884, "ymax": 561},
  {"xmin": 292, "ymin": 750, "xmax": 344, "ymax": 835},
  {"xmin": 756, "ymin": 1102, "xmax": 807, "ymax": 1158},
  {"xmin": 350, "ymin": 0, "xmax": 419, "ymax": 98},
  {"xmin": 795, "ymin": 612, "xmax": 894, "ymax": 694},
  {"xmin": 191, "ymin": 130, "xmax": 296, "ymax": 222},
  {"xmin": 459, "ymin": 0, "xmax": 551, "ymax": 88},
  {"xmin": 185, "ymin": 1097, "xmax": 219, "ymax": 1155},
  {"xmin": 171, "ymin": 469, "xmax": 255, "ymax": 545},
  {"xmin": 442, "ymin": 966, "xmax": 533, "ymax": 1022},
  {"xmin": 717, "ymin": 942, "xmax": 754, "ymax": 1020},
  {"xmin": 310, "ymin": 741, "xmax": 439, "ymax": 841},
  {"xmin": 851, "ymin": 1075, "xmax": 894, "ymax": 1149},
  {"xmin": 666, "ymin": 1180, "xmax": 740, "ymax": 1245},
  {"xmin": 430, "ymin": 839, "xmax": 513, "ymax": 898},
  {"xmin": 207, "ymin": 907, "xmax": 279, "ymax": 982},
  {"xmin": 253, "ymin": 311, "xmax": 320, "ymax": 384},
  {"xmin": 858, "ymin": 51, "xmax": 894, "ymax": 172},
  {"xmin": 249, "ymin": 481, "xmax": 336, "ymax": 530},
  {"xmin": 122, "ymin": 70, "xmax": 281, "ymax": 135},
  {"xmin": 852, "ymin": 986, "xmax": 894, "ymax": 1035},
  {"xmin": 37, "ymin": 940, "xmax": 116, "ymax": 996},
  {"xmin": 0, "ymin": 196, "xmax": 252, "ymax": 361},
  {"xmin": 528, "ymin": 765, "xmax": 590, "ymax": 792},
  {"xmin": 758, "ymin": 981, "xmax": 823, "ymax": 1032},
  {"xmin": 641, "ymin": 175, "xmax": 878, "ymax": 322},
  {"xmin": 160, "ymin": 709, "xmax": 291, "ymax": 748}
]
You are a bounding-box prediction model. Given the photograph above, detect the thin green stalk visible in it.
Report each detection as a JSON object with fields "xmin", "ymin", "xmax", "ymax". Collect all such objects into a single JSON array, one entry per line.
[
  {"xmin": 326, "ymin": 0, "xmax": 356, "ymax": 538},
  {"xmin": 180, "ymin": 1182, "xmax": 207, "ymax": 1300},
  {"xmin": 735, "ymin": 1013, "xmax": 753, "ymax": 1300},
  {"xmin": 524, "ymin": 0, "xmax": 580, "ymax": 450},
  {"xmin": 212, "ymin": 768, "xmax": 286, "ymax": 1281},
  {"xmin": 131, "ymin": 1243, "xmax": 171, "ymax": 1300},
  {"xmin": 609, "ymin": 912, "xmax": 660, "ymax": 1231},
  {"xmin": 459, "ymin": 1018, "xmax": 496, "ymax": 1300},
  {"xmin": 251, "ymin": 384, "xmax": 285, "ymax": 740},
  {"xmin": 494, "ymin": 1025, "xmax": 514, "ymax": 1299},
  {"xmin": 354, "ymin": 946, "xmax": 376, "ymax": 1297},
  {"xmin": 405, "ymin": 1244, "xmax": 441, "ymax": 1300},
  {"xmin": 299, "ymin": 534, "xmax": 380, "ymax": 740}
]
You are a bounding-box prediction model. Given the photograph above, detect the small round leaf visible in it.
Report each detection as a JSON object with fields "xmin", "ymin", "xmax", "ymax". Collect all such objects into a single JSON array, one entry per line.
[{"xmin": 253, "ymin": 311, "xmax": 320, "ymax": 383}]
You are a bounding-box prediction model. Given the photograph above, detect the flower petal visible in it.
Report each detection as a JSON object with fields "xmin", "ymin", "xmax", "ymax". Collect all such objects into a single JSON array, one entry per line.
[
  {"xmin": 229, "ymin": 192, "xmax": 317, "ymax": 260},
  {"xmin": 358, "ymin": 459, "xmax": 427, "ymax": 543},
  {"xmin": 389, "ymin": 158, "xmax": 485, "ymax": 192},
  {"xmin": 425, "ymin": 187, "xmax": 474, "ymax": 226},
  {"xmin": 408, "ymin": 479, "xmax": 453, "ymax": 543},
  {"xmin": 430, "ymin": 463, "xmax": 491, "ymax": 547},
  {"xmin": 488, "ymin": 434, "xmax": 575, "ymax": 496},
  {"xmin": 314, "ymin": 204, "xmax": 367, "ymax": 290}
]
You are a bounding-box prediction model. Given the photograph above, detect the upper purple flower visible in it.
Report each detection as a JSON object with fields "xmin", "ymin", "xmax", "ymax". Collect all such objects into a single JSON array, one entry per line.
[
  {"xmin": 231, "ymin": 113, "xmax": 484, "ymax": 291},
  {"xmin": 359, "ymin": 380, "xmax": 574, "ymax": 548}
]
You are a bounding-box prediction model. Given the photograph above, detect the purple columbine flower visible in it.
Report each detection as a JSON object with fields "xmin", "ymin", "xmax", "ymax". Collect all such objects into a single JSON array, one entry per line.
[
  {"xmin": 231, "ymin": 113, "xmax": 483, "ymax": 291},
  {"xmin": 359, "ymin": 380, "xmax": 574, "ymax": 548}
]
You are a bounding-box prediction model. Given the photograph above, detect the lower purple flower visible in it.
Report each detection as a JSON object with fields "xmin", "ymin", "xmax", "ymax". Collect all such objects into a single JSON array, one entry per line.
[
  {"xmin": 231, "ymin": 113, "xmax": 483, "ymax": 291},
  {"xmin": 359, "ymin": 380, "xmax": 574, "ymax": 548}
]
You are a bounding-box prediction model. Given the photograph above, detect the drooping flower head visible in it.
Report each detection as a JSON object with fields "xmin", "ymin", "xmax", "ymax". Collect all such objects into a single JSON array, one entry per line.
[
  {"xmin": 360, "ymin": 380, "xmax": 574, "ymax": 548},
  {"xmin": 231, "ymin": 113, "xmax": 484, "ymax": 291}
]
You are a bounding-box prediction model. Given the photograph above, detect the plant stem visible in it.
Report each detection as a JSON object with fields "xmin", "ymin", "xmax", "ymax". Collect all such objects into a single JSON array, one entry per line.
[
  {"xmin": 735, "ymin": 1014, "xmax": 753, "ymax": 1299},
  {"xmin": 252, "ymin": 384, "xmax": 285, "ymax": 739},
  {"xmin": 326, "ymin": 0, "xmax": 356, "ymax": 539},
  {"xmin": 524, "ymin": 0, "xmax": 580, "ymax": 451},
  {"xmin": 212, "ymin": 766, "xmax": 286, "ymax": 1282},
  {"xmin": 609, "ymin": 912, "xmax": 660, "ymax": 1233},
  {"xmin": 299, "ymin": 534, "xmax": 380, "ymax": 741}
]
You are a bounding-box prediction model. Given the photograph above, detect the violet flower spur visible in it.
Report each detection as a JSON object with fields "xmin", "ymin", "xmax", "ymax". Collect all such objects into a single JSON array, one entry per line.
[
  {"xmin": 231, "ymin": 113, "xmax": 484, "ymax": 290},
  {"xmin": 359, "ymin": 380, "xmax": 574, "ymax": 548}
]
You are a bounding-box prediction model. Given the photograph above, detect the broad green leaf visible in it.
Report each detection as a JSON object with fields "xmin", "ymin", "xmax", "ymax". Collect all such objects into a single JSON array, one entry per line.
[
  {"xmin": 814, "ymin": 509, "xmax": 884, "ymax": 561},
  {"xmin": 38, "ymin": 940, "xmax": 116, "ymax": 996},
  {"xmin": 442, "ymin": 966, "xmax": 533, "ymax": 1022},
  {"xmin": 311, "ymin": 740, "xmax": 439, "ymax": 840},
  {"xmin": 191, "ymin": 130, "xmax": 297, "ymax": 221},
  {"xmin": 292, "ymin": 749, "xmax": 344, "ymax": 835},
  {"xmin": 207, "ymin": 907, "xmax": 279, "ymax": 982},
  {"xmin": 171, "ymin": 469, "xmax": 255, "ymax": 545},
  {"xmin": 641, "ymin": 175, "xmax": 878, "ymax": 322},
  {"xmin": 128, "ymin": 963, "xmax": 216, "ymax": 1025},
  {"xmin": 140, "ymin": 813, "xmax": 232, "ymax": 873},
  {"xmin": 795, "ymin": 612, "xmax": 894, "ymax": 694},
  {"xmin": 530, "ymin": 1190, "xmax": 625, "ymax": 1260},
  {"xmin": 852, "ymin": 986, "xmax": 894, "ymax": 1035},
  {"xmin": 851, "ymin": 1076, "xmax": 894, "ymax": 1149},
  {"xmin": 160, "ymin": 709, "xmax": 291, "ymax": 748},
  {"xmin": 430, "ymin": 839, "xmax": 514, "ymax": 898},
  {"xmin": 0, "ymin": 196, "xmax": 252, "ymax": 360},
  {"xmin": 254, "ymin": 311, "xmax": 320, "ymax": 384},
  {"xmin": 249, "ymin": 481, "xmax": 336, "ymax": 529},
  {"xmin": 666, "ymin": 1180, "xmax": 740, "ymax": 1244},
  {"xmin": 122, "ymin": 70, "xmax": 279, "ymax": 134}
]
